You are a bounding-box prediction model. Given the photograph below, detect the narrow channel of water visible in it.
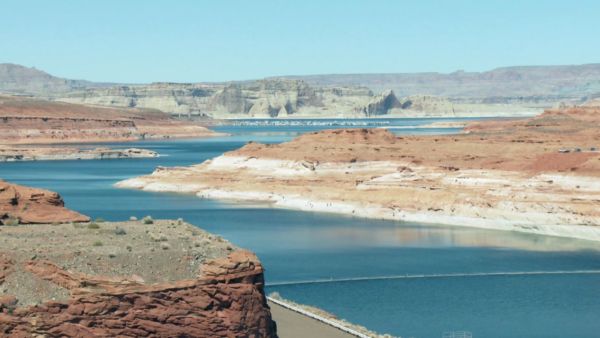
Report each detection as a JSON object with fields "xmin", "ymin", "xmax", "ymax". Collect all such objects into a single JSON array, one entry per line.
[{"xmin": 2, "ymin": 117, "xmax": 597, "ymax": 338}]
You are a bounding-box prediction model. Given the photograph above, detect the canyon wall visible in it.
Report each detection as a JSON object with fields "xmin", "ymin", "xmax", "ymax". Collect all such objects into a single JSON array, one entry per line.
[
  {"xmin": 56, "ymin": 80, "xmax": 540, "ymax": 118},
  {"xmin": 5, "ymin": 63, "xmax": 599, "ymax": 118},
  {"xmin": 57, "ymin": 82, "xmax": 223, "ymax": 115}
]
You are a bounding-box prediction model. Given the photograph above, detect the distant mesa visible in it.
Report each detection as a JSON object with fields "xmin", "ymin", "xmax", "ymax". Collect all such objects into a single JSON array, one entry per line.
[{"xmin": 4, "ymin": 62, "xmax": 600, "ymax": 118}]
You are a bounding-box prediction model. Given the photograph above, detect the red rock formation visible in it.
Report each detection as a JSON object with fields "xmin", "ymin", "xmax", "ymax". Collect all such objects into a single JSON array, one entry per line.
[
  {"xmin": 0, "ymin": 95, "xmax": 227, "ymax": 144},
  {"xmin": 0, "ymin": 179, "xmax": 90, "ymax": 224},
  {"xmin": 0, "ymin": 251, "xmax": 277, "ymax": 337}
]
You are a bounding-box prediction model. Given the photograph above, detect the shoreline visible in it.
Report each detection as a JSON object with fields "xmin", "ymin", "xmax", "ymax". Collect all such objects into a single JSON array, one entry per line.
[
  {"xmin": 114, "ymin": 179, "xmax": 600, "ymax": 243},
  {"xmin": 215, "ymin": 113, "xmax": 539, "ymax": 120},
  {"xmin": 0, "ymin": 147, "xmax": 160, "ymax": 162}
]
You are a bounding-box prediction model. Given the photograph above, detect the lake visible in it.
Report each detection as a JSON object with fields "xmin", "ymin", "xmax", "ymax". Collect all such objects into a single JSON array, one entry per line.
[{"xmin": 2, "ymin": 117, "xmax": 599, "ymax": 338}]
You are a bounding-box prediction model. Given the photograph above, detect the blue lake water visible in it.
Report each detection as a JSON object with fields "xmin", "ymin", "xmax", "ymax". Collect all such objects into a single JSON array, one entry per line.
[{"xmin": 1, "ymin": 117, "xmax": 599, "ymax": 338}]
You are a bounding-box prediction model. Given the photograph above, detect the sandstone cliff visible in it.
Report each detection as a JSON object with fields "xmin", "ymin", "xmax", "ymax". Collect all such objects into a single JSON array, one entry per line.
[
  {"xmin": 117, "ymin": 107, "xmax": 600, "ymax": 241},
  {"xmin": 0, "ymin": 220, "xmax": 277, "ymax": 337},
  {"xmin": 0, "ymin": 180, "xmax": 90, "ymax": 224},
  {"xmin": 0, "ymin": 95, "xmax": 226, "ymax": 144},
  {"xmin": 57, "ymin": 82, "xmax": 223, "ymax": 115}
]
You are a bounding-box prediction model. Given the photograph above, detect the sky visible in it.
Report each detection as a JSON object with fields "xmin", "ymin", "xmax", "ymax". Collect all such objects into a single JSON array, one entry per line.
[{"xmin": 1, "ymin": 0, "xmax": 598, "ymax": 83}]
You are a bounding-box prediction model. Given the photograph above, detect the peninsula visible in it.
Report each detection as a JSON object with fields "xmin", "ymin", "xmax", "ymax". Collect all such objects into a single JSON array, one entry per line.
[
  {"xmin": 0, "ymin": 95, "xmax": 227, "ymax": 144},
  {"xmin": 0, "ymin": 147, "xmax": 158, "ymax": 162},
  {"xmin": 116, "ymin": 106, "xmax": 600, "ymax": 241}
]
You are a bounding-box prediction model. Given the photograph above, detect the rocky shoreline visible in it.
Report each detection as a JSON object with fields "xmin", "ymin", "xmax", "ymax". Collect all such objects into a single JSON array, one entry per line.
[
  {"xmin": 0, "ymin": 147, "xmax": 159, "ymax": 162},
  {"xmin": 115, "ymin": 106, "xmax": 600, "ymax": 242}
]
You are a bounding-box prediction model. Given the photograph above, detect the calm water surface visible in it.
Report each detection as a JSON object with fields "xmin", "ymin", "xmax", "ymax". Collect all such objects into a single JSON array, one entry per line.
[{"xmin": 2, "ymin": 117, "xmax": 598, "ymax": 338}]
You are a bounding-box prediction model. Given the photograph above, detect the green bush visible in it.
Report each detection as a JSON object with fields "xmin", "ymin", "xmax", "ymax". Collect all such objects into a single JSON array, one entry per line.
[
  {"xmin": 160, "ymin": 243, "xmax": 170, "ymax": 250},
  {"xmin": 143, "ymin": 216, "xmax": 154, "ymax": 224},
  {"xmin": 51, "ymin": 221, "xmax": 61, "ymax": 226},
  {"xmin": 114, "ymin": 228, "xmax": 127, "ymax": 235},
  {"xmin": 87, "ymin": 223, "xmax": 100, "ymax": 229},
  {"xmin": 72, "ymin": 222, "xmax": 83, "ymax": 228},
  {"xmin": 95, "ymin": 218, "xmax": 105, "ymax": 223},
  {"xmin": 93, "ymin": 241, "xmax": 103, "ymax": 247},
  {"xmin": 5, "ymin": 219, "xmax": 19, "ymax": 226}
]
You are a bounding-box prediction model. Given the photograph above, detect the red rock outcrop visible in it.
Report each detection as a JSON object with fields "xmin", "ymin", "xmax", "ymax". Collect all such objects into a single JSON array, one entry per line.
[
  {"xmin": 0, "ymin": 250, "xmax": 276, "ymax": 337},
  {"xmin": 0, "ymin": 221, "xmax": 278, "ymax": 337},
  {"xmin": 0, "ymin": 179, "xmax": 90, "ymax": 224},
  {"xmin": 0, "ymin": 95, "xmax": 227, "ymax": 144}
]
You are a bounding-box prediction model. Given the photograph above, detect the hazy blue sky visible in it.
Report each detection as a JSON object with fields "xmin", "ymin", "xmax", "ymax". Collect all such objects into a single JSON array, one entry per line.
[{"xmin": 1, "ymin": 0, "xmax": 598, "ymax": 83}]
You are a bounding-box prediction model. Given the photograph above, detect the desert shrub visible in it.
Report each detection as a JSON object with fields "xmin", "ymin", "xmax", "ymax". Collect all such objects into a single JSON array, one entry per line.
[
  {"xmin": 126, "ymin": 245, "xmax": 133, "ymax": 252},
  {"xmin": 226, "ymin": 245, "xmax": 233, "ymax": 251},
  {"xmin": 149, "ymin": 232, "xmax": 168, "ymax": 242},
  {"xmin": 51, "ymin": 221, "xmax": 61, "ymax": 226},
  {"xmin": 87, "ymin": 223, "xmax": 100, "ymax": 229},
  {"xmin": 114, "ymin": 228, "xmax": 127, "ymax": 235},
  {"xmin": 72, "ymin": 222, "xmax": 83, "ymax": 228},
  {"xmin": 93, "ymin": 241, "xmax": 103, "ymax": 247},
  {"xmin": 5, "ymin": 219, "xmax": 19, "ymax": 226},
  {"xmin": 268, "ymin": 292, "xmax": 282, "ymax": 301},
  {"xmin": 130, "ymin": 216, "xmax": 137, "ymax": 221},
  {"xmin": 215, "ymin": 235, "xmax": 223, "ymax": 242},
  {"xmin": 143, "ymin": 216, "xmax": 154, "ymax": 224},
  {"xmin": 160, "ymin": 243, "xmax": 170, "ymax": 250},
  {"xmin": 95, "ymin": 218, "xmax": 105, "ymax": 223},
  {"xmin": 177, "ymin": 218, "xmax": 183, "ymax": 225},
  {"xmin": 108, "ymin": 253, "xmax": 116, "ymax": 258},
  {"xmin": 193, "ymin": 241, "xmax": 202, "ymax": 248}
]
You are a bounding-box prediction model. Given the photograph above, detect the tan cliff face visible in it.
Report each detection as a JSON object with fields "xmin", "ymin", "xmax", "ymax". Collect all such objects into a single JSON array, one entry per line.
[
  {"xmin": 57, "ymin": 82, "xmax": 223, "ymax": 115},
  {"xmin": 58, "ymin": 79, "xmax": 378, "ymax": 118},
  {"xmin": 0, "ymin": 95, "xmax": 226, "ymax": 144},
  {"xmin": 56, "ymin": 79, "xmax": 541, "ymax": 118},
  {"xmin": 0, "ymin": 220, "xmax": 277, "ymax": 337},
  {"xmin": 117, "ymin": 107, "xmax": 600, "ymax": 241},
  {"xmin": 0, "ymin": 180, "xmax": 90, "ymax": 224}
]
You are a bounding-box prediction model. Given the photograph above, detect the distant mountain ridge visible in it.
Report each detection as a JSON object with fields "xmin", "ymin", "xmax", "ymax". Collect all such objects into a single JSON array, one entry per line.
[
  {"xmin": 0, "ymin": 63, "xmax": 118, "ymax": 96},
  {"xmin": 1, "ymin": 62, "xmax": 598, "ymax": 118},
  {"xmin": 274, "ymin": 64, "xmax": 600, "ymax": 98}
]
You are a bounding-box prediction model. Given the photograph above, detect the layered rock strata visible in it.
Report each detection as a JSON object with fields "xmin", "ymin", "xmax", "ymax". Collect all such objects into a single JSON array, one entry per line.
[
  {"xmin": 57, "ymin": 79, "xmax": 540, "ymax": 118},
  {"xmin": 0, "ymin": 147, "xmax": 158, "ymax": 162},
  {"xmin": 0, "ymin": 180, "xmax": 89, "ymax": 224},
  {"xmin": 117, "ymin": 107, "xmax": 600, "ymax": 241},
  {"xmin": 0, "ymin": 95, "xmax": 226, "ymax": 144},
  {"xmin": 0, "ymin": 220, "xmax": 277, "ymax": 337}
]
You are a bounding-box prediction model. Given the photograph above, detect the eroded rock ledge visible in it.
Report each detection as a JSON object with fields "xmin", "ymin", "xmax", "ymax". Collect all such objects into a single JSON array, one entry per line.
[
  {"xmin": 0, "ymin": 220, "xmax": 277, "ymax": 337},
  {"xmin": 117, "ymin": 107, "xmax": 600, "ymax": 241},
  {"xmin": 0, "ymin": 147, "xmax": 159, "ymax": 162},
  {"xmin": 0, "ymin": 180, "xmax": 89, "ymax": 224}
]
